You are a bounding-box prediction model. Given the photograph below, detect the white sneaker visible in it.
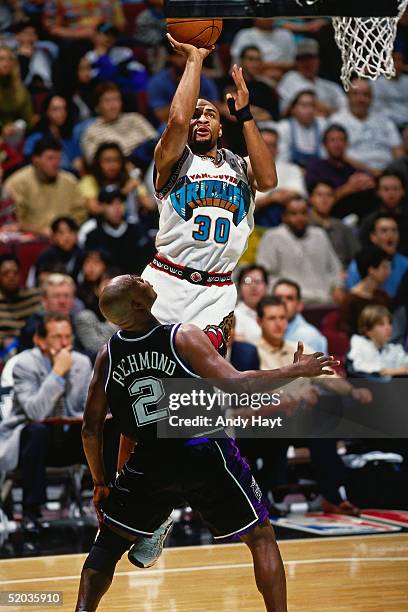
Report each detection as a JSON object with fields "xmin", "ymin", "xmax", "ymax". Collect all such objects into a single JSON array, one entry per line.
[{"xmin": 128, "ymin": 517, "xmax": 173, "ymax": 568}]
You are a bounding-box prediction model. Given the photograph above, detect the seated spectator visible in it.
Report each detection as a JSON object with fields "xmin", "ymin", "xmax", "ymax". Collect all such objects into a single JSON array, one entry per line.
[
  {"xmin": 372, "ymin": 48, "xmax": 408, "ymax": 129},
  {"xmin": 19, "ymin": 273, "xmax": 84, "ymax": 350},
  {"xmin": 74, "ymin": 270, "xmax": 118, "ymax": 359},
  {"xmin": 32, "ymin": 216, "xmax": 83, "ymax": 284},
  {"xmin": 76, "ymin": 249, "xmax": 112, "ymax": 314},
  {"xmin": 276, "ymin": 90, "xmax": 326, "ymax": 168},
  {"xmin": 257, "ymin": 196, "xmax": 343, "ymax": 304},
  {"xmin": 70, "ymin": 56, "xmax": 96, "ymax": 123},
  {"xmin": 79, "ymin": 185, "xmax": 155, "ymax": 274},
  {"xmin": 308, "ymin": 180, "xmax": 360, "ymax": 268},
  {"xmin": 43, "ymin": 0, "xmax": 124, "ymax": 41},
  {"xmin": 0, "ymin": 46, "xmax": 34, "ymax": 143},
  {"xmin": 234, "ymin": 265, "xmax": 268, "ymax": 345},
  {"xmin": 305, "ymin": 124, "xmax": 377, "ymax": 220},
  {"xmin": 277, "ymin": 39, "xmax": 346, "ymax": 116},
  {"xmin": 340, "ymin": 246, "xmax": 392, "ymax": 336},
  {"xmin": 0, "ymin": 254, "xmax": 41, "ymax": 367},
  {"xmin": 346, "ymin": 213, "xmax": 408, "ymax": 297},
  {"xmin": 273, "ymin": 278, "xmax": 328, "ymax": 352},
  {"xmin": 218, "ymin": 46, "xmax": 279, "ymax": 122},
  {"xmin": 84, "ymin": 23, "xmax": 148, "ymax": 96},
  {"xmin": 0, "ymin": 312, "xmax": 92, "ymax": 528},
  {"xmin": 79, "ymin": 142, "xmax": 155, "ymax": 220},
  {"xmin": 347, "ymin": 305, "xmax": 408, "ymax": 377},
  {"xmin": 329, "ymin": 78, "xmax": 403, "ymax": 173},
  {"xmin": 12, "ymin": 18, "xmax": 56, "ymax": 92},
  {"xmin": 4, "ymin": 137, "xmax": 86, "ymax": 235},
  {"xmin": 359, "ymin": 173, "xmax": 408, "ymax": 256},
  {"xmin": 147, "ymin": 43, "xmax": 219, "ymax": 129},
  {"xmin": 254, "ymin": 128, "xmax": 306, "ymax": 228},
  {"xmin": 81, "ymin": 82, "xmax": 158, "ymax": 168},
  {"xmin": 24, "ymin": 94, "xmax": 77, "ymax": 172},
  {"xmin": 387, "ymin": 124, "xmax": 408, "ymax": 191},
  {"xmin": 230, "ymin": 18, "xmax": 296, "ymax": 81}
]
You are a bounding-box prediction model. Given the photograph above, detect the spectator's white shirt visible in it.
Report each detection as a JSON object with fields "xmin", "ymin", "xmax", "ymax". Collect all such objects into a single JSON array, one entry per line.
[
  {"xmin": 372, "ymin": 74, "xmax": 408, "ymax": 128},
  {"xmin": 277, "ymin": 71, "xmax": 347, "ymax": 114},
  {"xmin": 276, "ymin": 117, "xmax": 327, "ymax": 163},
  {"xmin": 329, "ymin": 108, "xmax": 401, "ymax": 170},
  {"xmin": 255, "ymin": 159, "xmax": 306, "ymax": 203},
  {"xmin": 230, "ymin": 27, "xmax": 296, "ymax": 65},
  {"xmin": 347, "ymin": 334, "xmax": 408, "ymax": 374},
  {"xmin": 234, "ymin": 301, "xmax": 262, "ymax": 345}
]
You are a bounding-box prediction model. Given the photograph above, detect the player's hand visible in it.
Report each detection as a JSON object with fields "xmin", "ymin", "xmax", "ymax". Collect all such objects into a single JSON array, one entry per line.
[
  {"xmin": 351, "ymin": 387, "xmax": 373, "ymax": 404},
  {"xmin": 93, "ymin": 484, "xmax": 111, "ymax": 526},
  {"xmin": 227, "ymin": 64, "xmax": 250, "ymax": 111},
  {"xmin": 293, "ymin": 342, "xmax": 339, "ymax": 377},
  {"xmin": 166, "ymin": 33, "xmax": 214, "ymax": 61}
]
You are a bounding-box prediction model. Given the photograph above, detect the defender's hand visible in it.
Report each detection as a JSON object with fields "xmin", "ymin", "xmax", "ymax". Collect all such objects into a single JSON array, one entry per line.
[
  {"xmin": 166, "ymin": 33, "xmax": 214, "ymax": 61},
  {"xmin": 227, "ymin": 64, "xmax": 250, "ymax": 111}
]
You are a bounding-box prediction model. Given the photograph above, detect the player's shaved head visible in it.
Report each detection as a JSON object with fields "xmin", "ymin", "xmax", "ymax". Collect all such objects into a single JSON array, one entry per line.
[{"xmin": 99, "ymin": 275, "xmax": 156, "ymax": 327}]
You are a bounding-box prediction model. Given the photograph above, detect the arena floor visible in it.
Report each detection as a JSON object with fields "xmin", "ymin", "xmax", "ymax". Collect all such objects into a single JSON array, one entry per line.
[{"xmin": 1, "ymin": 533, "xmax": 407, "ymax": 611}]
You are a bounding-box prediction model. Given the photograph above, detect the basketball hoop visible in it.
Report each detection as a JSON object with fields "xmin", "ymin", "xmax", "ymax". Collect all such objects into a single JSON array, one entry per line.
[{"xmin": 297, "ymin": 0, "xmax": 408, "ymax": 89}]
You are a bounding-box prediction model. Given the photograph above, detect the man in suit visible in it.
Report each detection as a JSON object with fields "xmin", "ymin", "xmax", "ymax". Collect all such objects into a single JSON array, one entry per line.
[{"xmin": 0, "ymin": 313, "xmax": 92, "ymax": 528}]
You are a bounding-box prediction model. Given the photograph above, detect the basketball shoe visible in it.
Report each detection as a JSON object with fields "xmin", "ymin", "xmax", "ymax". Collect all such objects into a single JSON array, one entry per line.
[{"xmin": 128, "ymin": 517, "xmax": 173, "ymax": 568}]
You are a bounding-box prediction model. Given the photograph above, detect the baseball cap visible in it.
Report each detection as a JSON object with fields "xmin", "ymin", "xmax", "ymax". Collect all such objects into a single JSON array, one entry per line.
[
  {"xmin": 296, "ymin": 39, "xmax": 319, "ymax": 58},
  {"xmin": 99, "ymin": 185, "xmax": 125, "ymax": 204}
]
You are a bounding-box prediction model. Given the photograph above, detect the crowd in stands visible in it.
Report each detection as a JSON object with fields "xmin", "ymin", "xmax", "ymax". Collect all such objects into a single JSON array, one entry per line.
[{"xmin": 0, "ymin": 2, "xmax": 408, "ymax": 526}]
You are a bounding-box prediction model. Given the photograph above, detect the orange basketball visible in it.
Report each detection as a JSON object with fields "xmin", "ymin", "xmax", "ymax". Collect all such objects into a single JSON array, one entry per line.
[{"xmin": 167, "ymin": 18, "xmax": 223, "ymax": 49}]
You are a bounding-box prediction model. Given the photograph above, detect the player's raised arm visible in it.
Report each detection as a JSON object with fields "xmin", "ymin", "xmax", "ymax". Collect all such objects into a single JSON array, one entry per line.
[
  {"xmin": 227, "ymin": 65, "xmax": 277, "ymax": 192},
  {"xmin": 154, "ymin": 34, "xmax": 213, "ymax": 190},
  {"xmin": 175, "ymin": 324, "xmax": 338, "ymax": 394}
]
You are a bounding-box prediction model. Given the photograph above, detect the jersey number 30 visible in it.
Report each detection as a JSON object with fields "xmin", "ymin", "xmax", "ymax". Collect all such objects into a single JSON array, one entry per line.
[
  {"xmin": 192, "ymin": 215, "xmax": 230, "ymax": 244},
  {"xmin": 129, "ymin": 377, "xmax": 168, "ymax": 426}
]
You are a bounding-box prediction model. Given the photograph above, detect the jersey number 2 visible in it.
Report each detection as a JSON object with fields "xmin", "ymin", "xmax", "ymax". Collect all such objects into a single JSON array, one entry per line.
[
  {"xmin": 192, "ymin": 215, "xmax": 230, "ymax": 244},
  {"xmin": 128, "ymin": 377, "xmax": 168, "ymax": 426}
]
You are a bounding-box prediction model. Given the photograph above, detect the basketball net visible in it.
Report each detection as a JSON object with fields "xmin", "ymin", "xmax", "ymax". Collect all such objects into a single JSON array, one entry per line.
[{"xmin": 296, "ymin": 0, "xmax": 408, "ymax": 90}]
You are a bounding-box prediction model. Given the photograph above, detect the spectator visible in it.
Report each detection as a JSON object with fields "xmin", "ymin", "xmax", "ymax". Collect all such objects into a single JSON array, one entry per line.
[
  {"xmin": 272, "ymin": 278, "xmax": 328, "ymax": 352},
  {"xmin": 24, "ymin": 94, "xmax": 77, "ymax": 172},
  {"xmin": 133, "ymin": 0, "xmax": 168, "ymax": 73},
  {"xmin": 0, "ymin": 253, "xmax": 41, "ymax": 367},
  {"xmin": 347, "ymin": 305, "xmax": 408, "ymax": 377},
  {"xmin": 340, "ymin": 246, "xmax": 392, "ymax": 336},
  {"xmin": 32, "ymin": 216, "xmax": 83, "ymax": 284},
  {"xmin": 43, "ymin": 0, "xmax": 125, "ymax": 41},
  {"xmin": 234, "ymin": 264, "xmax": 268, "ymax": 345},
  {"xmin": 254, "ymin": 127, "xmax": 306, "ymax": 228},
  {"xmin": 4, "ymin": 137, "xmax": 87, "ymax": 235},
  {"xmin": 79, "ymin": 185, "xmax": 155, "ymax": 274},
  {"xmin": 277, "ymin": 39, "xmax": 346, "ymax": 116},
  {"xmin": 305, "ymin": 124, "xmax": 376, "ymax": 220},
  {"xmin": 76, "ymin": 249, "xmax": 111, "ymax": 314},
  {"xmin": 12, "ymin": 18, "xmax": 56, "ymax": 92},
  {"xmin": 329, "ymin": 78, "xmax": 403, "ymax": 173},
  {"xmin": 346, "ymin": 213, "xmax": 408, "ymax": 297},
  {"xmin": 276, "ymin": 90, "xmax": 326, "ymax": 168},
  {"xmin": 359, "ymin": 173, "xmax": 408, "ymax": 256},
  {"xmin": 19, "ymin": 272, "xmax": 84, "ymax": 350},
  {"xmin": 257, "ymin": 196, "xmax": 343, "ymax": 304},
  {"xmin": 230, "ymin": 18, "xmax": 296, "ymax": 81},
  {"xmin": 308, "ymin": 180, "xmax": 360, "ymax": 268},
  {"xmin": 372, "ymin": 49, "xmax": 408, "ymax": 129},
  {"xmin": 79, "ymin": 142, "xmax": 155, "ymax": 219},
  {"xmin": 84, "ymin": 23, "xmax": 148, "ymax": 96},
  {"xmin": 147, "ymin": 44, "xmax": 219, "ymax": 128},
  {"xmin": 81, "ymin": 82, "xmax": 158, "ymax": 167},
  {"xmin": 0, "ymin": 312, "xmax": 92, "ymax": 528},
  {"xmin": 387, "ymin": 124, "xmax": 408, "ymax": 191},
  {"xmin": 0, "ymin": 45, "xmax": 34, "ymax": 140},
  {"xmin": 70, "ymin": 56, "xmax": 96, "ymax": 122}
]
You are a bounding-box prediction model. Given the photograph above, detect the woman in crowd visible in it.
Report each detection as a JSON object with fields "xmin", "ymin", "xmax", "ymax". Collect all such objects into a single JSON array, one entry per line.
[
  {"xmin": 0, "ymin": 46, "xmax": 34, "ymax": 146},
  {"xmin": 76, "ymin": 249, "xmax": 112, "ymax": 314},
  {"xmin": 79, "ymin": 141, "xmax": 155, "ymax": 220}
]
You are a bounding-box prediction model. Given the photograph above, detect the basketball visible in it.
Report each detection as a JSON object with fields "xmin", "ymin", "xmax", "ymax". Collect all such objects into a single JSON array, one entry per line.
[{"xmin": 166, "ymin": 18, "xmax": 223, "ymax": 49}]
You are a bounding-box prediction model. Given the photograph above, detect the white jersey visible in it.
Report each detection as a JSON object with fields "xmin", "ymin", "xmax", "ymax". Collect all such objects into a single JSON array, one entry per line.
[{"xmin": 154, "ymin": 146, "xmax": 255, "ymax": 273}]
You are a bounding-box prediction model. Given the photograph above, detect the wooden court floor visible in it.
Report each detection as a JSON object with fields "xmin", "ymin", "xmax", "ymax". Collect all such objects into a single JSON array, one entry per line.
[{"xmin": 0, "ymin": 534, "xmax": 407, "ymax": 611}]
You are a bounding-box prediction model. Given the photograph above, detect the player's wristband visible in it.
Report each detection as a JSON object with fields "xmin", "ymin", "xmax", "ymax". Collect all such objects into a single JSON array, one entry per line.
[{"xmin": 227, "ymin": 98, "xmax": 253, "ymax": 123}]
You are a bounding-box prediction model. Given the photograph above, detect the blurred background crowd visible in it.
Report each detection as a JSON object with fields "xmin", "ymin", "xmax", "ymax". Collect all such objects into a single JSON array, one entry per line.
[{"xmin": 0, "ymin": 1, "xmax": 408, "ymax": 535}]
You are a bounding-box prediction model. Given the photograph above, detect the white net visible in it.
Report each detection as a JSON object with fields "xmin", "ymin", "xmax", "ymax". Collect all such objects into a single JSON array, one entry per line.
[{"xmin": 296, "ymin": 0, "xmax": 408, "ymax": 90}]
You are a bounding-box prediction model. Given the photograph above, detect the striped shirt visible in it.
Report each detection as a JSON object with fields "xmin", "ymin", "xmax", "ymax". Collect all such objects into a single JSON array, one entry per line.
[{"xmin": 0, "ymin": 288, "xmax": 42, "ymax": 344}]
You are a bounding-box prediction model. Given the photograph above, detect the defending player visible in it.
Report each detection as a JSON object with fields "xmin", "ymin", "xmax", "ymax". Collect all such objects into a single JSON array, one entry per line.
[{"xmin": 75, "ymin": 275, "xmax": 338, "ymax": 612}]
